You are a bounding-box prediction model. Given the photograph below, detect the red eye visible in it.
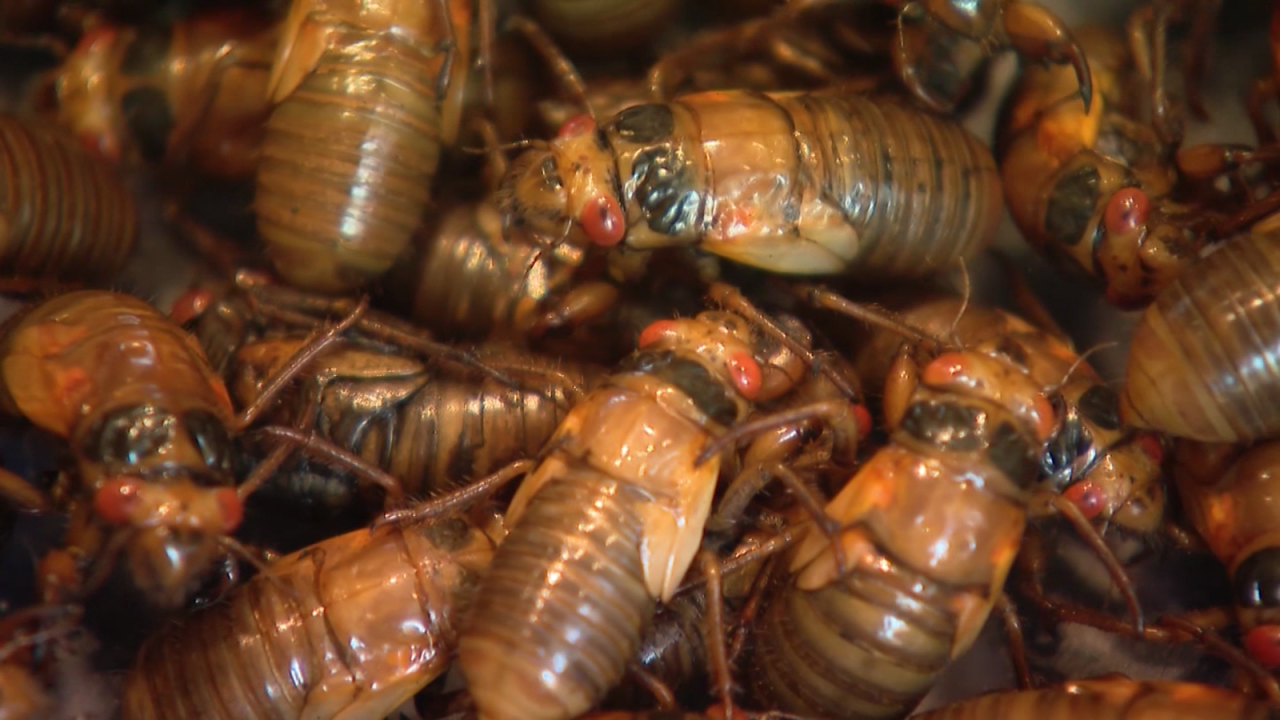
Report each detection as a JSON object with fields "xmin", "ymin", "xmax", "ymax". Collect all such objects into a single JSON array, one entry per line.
[
  {"xmin": 1063, "ymin": 480, "xmax": 1106, "ymax": 520},
  {"xmin": 557, "ymin": 114, "xmax": 596, "ymax": 138},
  {"xmin": 727, "ymin": 352, "xmax": 762, "ymax": 400},
  {"xmin": 853, "ymin": 403, "xmax": 873, "ymax": 438},
  {"xmin": 94, "ymin": 478, "xmax": 141, "ymax": 525},
  {"xmin": 1137, "ymin": 432, "xmax": 1164, "ymax": 464},
  {"xmin": 921, "ymin": 352, "xmax": 968, "ymax": 386},
  {"xmin": 1103, "ymin": 188, "xmax": 1149, "ymax": 237},
  {"xmin": 580, "ymin": 195, "xmax": 626, "ymax": 246},
  {"xmin": 170, "ymin": 288, "xmax": 213, "ymax": 325},
  {"xmin": 638, "ymin": 319, "xmax": 679, "ymax": 348},
  {"xmin": 1245, "ymin": 626, "xmax": 1280, "ymax": 668},
  {"xmin": 215, "ymin": 488, "xmax": 244, "ymax": 533}
]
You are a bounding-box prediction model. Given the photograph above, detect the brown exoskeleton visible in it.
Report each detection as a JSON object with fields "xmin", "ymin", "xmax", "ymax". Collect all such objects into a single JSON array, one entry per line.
[
  {"xmin": 456, "ymin": 284, "xmax": 867, "ymax": 720},
  {"xmin": 504, "ymin": 87, "xmax": 1003, "ymax": 282},
  {"xmin": 255, "ymin": 0, "xmax": 475, "ymax": 292},
  {"xmin": 229, "ymin": 334, "xmax": 601, "ymax": 511},
  {"xmin": 747, "ymin": 288, "xmax": 1083, "ymax": 718},
  {"xmin": 1120, "ymin": 228, "xmax": 1280, "ymax": 443},
  {"xmin": 1174, "ymin": 439, "xmax": 1280, "ymax": 670},
  {"xmin": 849, "ymin": 294, "xmax": 1167, "ymax": 537},
  {"xmin": 0, "ymin": 289, "xmax": 381, "ymax": 608},
  {"xmin": 667, "ymin": 0, "xmax": 1092, "ymax": 115},
  {"xmin": 38, "ymin": 6, "xmax": 281, "ymax": 180},
  {"xmin": 122, "ymin": 515, "xmax": 496, "ymax": 720},
  {"xmin": 998, "ymin": 25, "xmax": 1207, "ymax": 309},
  {"xmin": 523, "ymin": 0, "xmax": 681, "ymax": 56}
]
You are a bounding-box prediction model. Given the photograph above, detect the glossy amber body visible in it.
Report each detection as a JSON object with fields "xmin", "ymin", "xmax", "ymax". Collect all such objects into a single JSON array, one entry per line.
[
  {"xmin": 386, "ymin": 202, "xmax": 590, "ymax": 341},
  {"xmin": 230, "ymin": 336, "xmax": 598, "ymax": 504},
  {"xmin": 999, "ymin": 27, "xmax": 1192, "ymax": 308},
  {"xmin": 508, "ymin": 88, "xmax": 1002, "ymax": 278},
  {"xmin": 852, "ymin": 296, "xmax": 1165, "ymax": 535},
  {"xmin": 751, "ymin": 347, "xmax": 1052, "ymax": 718},
  {"xmin": 121, "ymin": 518, "xmax": 494, "ymax": 720},
  {"xmin": 0, "ymin": 291, "xmax": 237, "ymax": 606},
  {"xmin": 526, "ymin": 0, "xmax": 681, "ymax": 54},
  {"xmin": 1121, "ymin": 231, "xmax": 1280, "ymax": 442},
  {"xmin": 460, "ymin": 311, "xmax": 767, "ymax": 720},
  {"xmin": 255, "ymin": 0, "xmax": 472, "ymax": 292}
]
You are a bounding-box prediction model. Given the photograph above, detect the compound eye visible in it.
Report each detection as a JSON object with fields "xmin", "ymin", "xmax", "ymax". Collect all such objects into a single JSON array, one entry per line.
[
  {"xmin": 1245, "ymin": 625, "xmax": 1280, "ymax": 668},
  {"xmin": 215, "ymin": 488, "xmax": 243, "ymax": 533},
  {"xmin": 638, "ymin": 319, "xmax": 680, "ymax": 348},
  {"xmin": 921, "ymin": 352, "xmax": 970, "ymax": 386},
  {"xmin": 580, "ymin": 194, "xmax": 626, "ymax": 246},
  {"xmin": 1137, "ymin": 432, "xmax": 1164, "ymax": 465},
  {"xmin": 557, "ymin": 114, "xmax": 596, "ymax": 138},
  {"xmin": 1062, "ymin": 480, "xmax": 1106, "ymax": 520},
  {"xmin": 727, "ymin": 352, "xmax": 762, "ymax": 400},
  {"xmin": 1103, "ymin": 187, "xmax": 1149, "ymax": 237},
  {"xmin": 1236, "ymin": 547, "xmax": 1280, "ymax": 608},
  {"xmin": 94, "ymin": 478, "xmax": 142, "ymax": 525},
  {"xmin": 853, "ymin": 404, "xmax": 872, "ymax": 439}
]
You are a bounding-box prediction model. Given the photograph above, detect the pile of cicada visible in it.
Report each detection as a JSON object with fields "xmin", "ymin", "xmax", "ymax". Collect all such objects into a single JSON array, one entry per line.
[{"xmin": 2, "ymin": 0, "xmax": 1280, "ymax": 718}]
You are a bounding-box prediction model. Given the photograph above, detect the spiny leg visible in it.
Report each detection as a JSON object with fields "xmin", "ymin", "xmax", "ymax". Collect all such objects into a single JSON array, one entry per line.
[
  {"xmin": 995, "ymin": 592, "xmax": 1033, "ymax": 690},
  {"xmin": 372, "ymin": 458, "xmax": 535, "ymax": 529},
  {"xmin": 504, "ymin": 14, "xmax": 593, "ymax": 118},
  {"xmin": 243, "ymin": 284, "xmax": 527, "ymax": 389},
  {"xmin": 700, "ymin": 550, "xmax": 736, "ymax": 720},
  {"xmin": 252, "ymin": 425, "xmax": 403, "ymax": 500}
]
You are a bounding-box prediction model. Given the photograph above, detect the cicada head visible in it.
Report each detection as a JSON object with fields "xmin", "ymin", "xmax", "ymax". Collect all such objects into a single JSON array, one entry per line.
[
  {"xmin": 76, "ymin": 403, "xmax": 240, "ymax": 607},
  {"xmin": 500, "ymin": 116, "xmax": 626, "ymax": 249}
]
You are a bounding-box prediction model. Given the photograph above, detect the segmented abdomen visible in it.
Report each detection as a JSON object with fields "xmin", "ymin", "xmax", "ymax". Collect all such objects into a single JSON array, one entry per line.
[
  {"xmin": 460, "ymin": 472, "xmax": 653, "ymax": 720},
  {"xmin": 256, "ymin": 35, "xmax": 448, "ymax": 292},
  {"xmin": 391, "ymin": 203, "xmax": 584, "ymax": 339},
  {"xmin": 1120, "ymin": 231, "xmax": 1280, "ymax": 442},
  {"xmin": 751, "ymin": 543, "xmax": 958, "ymax": 719},
  {"xmin": 391, "ymin": 369, "xmax": 587, "ymax": 496},
  {"xmin": 0, "ymin": 118, "xmax": 136, "ymax": 280},
  {"xmin": 122, "ymin": 522, "xmax": 483, "ymax": 720},
  {"xmin": 783, "ymin": 92, "xmax": 1002, "ymax": 277}
]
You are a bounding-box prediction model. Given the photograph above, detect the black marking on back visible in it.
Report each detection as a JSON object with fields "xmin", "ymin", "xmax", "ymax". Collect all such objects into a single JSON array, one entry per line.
[
  {"xmin": 631, "ymin": 145, "xmax": 701, "ymax": 236},
  {"xmin": 1077, "ymin": 385, "xmax": 1121, "ymax": 431},
  {"xmin": 611, "ymin": 104, "xmax": 675, "ymax": 144},
  {"xmin": 1045, "ymin": 163, "xmax": 1101, "ymax": 247},
  {"xmin": 617, "ymin": 350, "xmax": 739, "ymax": 426},
  {"xmin": 899, "ymin": 400, "xmax": 984, "ymax": 452},
  {"xmin": 988, "ymin": 420, "xmax": 1037, "ymax": 488}
]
